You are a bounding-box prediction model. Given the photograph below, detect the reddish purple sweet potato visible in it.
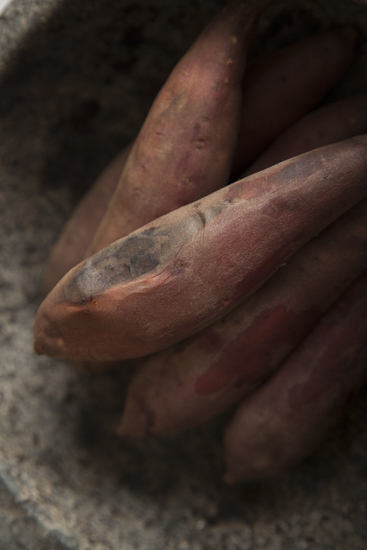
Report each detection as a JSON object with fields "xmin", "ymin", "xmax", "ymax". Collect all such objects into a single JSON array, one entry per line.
[
  {"xmin": 34, "ymin": 136, "xmax": 367, "ymax": 362},
  {"xmin": 87, "ymin": 0, "xmax": 273, "ymax": 256},
  {"xmin": 119, "ymin": 198, "xmax": 367, "ymax": 437},
  {"xmin": 224, "ymin": 269, "xmax": 367, "ymax": 483}
]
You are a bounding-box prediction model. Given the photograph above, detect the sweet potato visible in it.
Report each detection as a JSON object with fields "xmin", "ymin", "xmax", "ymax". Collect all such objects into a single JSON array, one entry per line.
[
  {"xmin": 34, "ymin": 136, "xmax": 367, "ymax": 362},
  {"xmin": 87, "ymin": 0, "xmax": 273, "ymax": 256},
  {"xmin": 44, "ymin": 146, "xmax": 131, "ymax": 294},
  {"xmin": 119, "ymin": 197, "xmax": 367, "ymax": 437},
  {"xmin": 245, "ymin": 94, "xmax": 367, "ymax": 175},
  {"xmin": 44, "ymin": 28, "xmax": 357, "ymax": 296},
  {"xmin": 42, "ymin": 0, "xmax": 273, "ymax": 372},
  {"xmin": 224, "ymin": 269, "xmax": 367, "ymax": 483},
  {"xmin": 232, "ymin": 26, "xmax": 357, "ymax": 174}
]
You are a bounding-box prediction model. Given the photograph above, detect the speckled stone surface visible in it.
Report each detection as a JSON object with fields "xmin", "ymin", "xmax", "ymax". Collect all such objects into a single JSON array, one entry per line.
[{"xmin": 0, "ymin": 0, "xmax": 367, "ymax": 548}]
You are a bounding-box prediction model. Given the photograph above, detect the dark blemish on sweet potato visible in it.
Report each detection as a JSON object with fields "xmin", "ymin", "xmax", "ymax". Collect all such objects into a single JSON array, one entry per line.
[
  {"xmin": 130, "ymin": 253, "xmax": 160, "ymax": 276},
  {"xmin": 172, "ymin": 258, "xmax": 185, "ymax": 275},
  {"xmin": 196, "ymin": 138, "xmax": 206, "ymax": 151},
  {"xmin": 229, "ymin": 150, "xmax": 320, "ymax": 204},
  {"xmin": 63, "ymin": 212, "xmax": 210, "ymax": 303},
  {"xmin": 141, "ymin": 226, "xmax": 157, "ymax": 236},
  {"xmin": 196, "ymin": 209, "xmax": 206, "ymax": 228},
  {"xmin": 163, "ymin": 89, "xmax": 185, "ymax": 117},
  {"xmin": 191, "ymin": 119, "xmax": 208, "ymax": 150},
  {"xmin": 200, "ymin": 330, "xmax": 225, "ymax": 354},
  {"xmin": 206, "ymin": 200, "xmax": 229, "ymax": 220},
  {"xmin": 195, "ymin": 305, "xmax": 320, "ymax": 396}
]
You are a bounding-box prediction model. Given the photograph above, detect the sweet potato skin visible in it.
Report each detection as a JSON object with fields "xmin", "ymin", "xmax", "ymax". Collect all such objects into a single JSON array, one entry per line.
[
  {"xmin": 224, "ymin": 270, "xmax": 367, "ymax": 483},
  {"xmin": 88, "ymin": 0, "xmax": 273, "ymax": 255},
  {"xmin": 34, "ymin": 136, "xmax": 367, "ymax": 362},
  {"xmin": 245, "ymin": 94, "xmax": 367, "ymax": 175},
  {"xmin": 232, "ymin": 27, "xmax": 357, "ymax": 173},
  {"xmin": 119, "ymin": 197, "xmax": 367, "ymax": 437}
]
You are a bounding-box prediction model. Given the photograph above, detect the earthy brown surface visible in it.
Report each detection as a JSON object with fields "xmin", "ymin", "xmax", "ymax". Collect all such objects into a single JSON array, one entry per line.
[{"xmin": 1, "ymin": 0, "xmax": 367, "ymax": 548}]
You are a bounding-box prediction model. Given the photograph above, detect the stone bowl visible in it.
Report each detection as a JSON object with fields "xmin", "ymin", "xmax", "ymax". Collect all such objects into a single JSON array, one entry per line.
[{"xmin": 0, "ymin": 0, "xmax": 366, "ymax": 548}]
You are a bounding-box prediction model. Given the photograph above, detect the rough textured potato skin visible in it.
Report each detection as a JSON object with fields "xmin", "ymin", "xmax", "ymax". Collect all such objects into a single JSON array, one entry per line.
[
  {"xmin": 224, "ymin": 269, "xmax": 367, "ymax": 483},
  {"xmin": 88, "ymin": 0, "xmax": 273, "ymax": 255},
  {"xmin": 34, "ymin": 136, "xmax": 367, "ymax": 362},
  {"xmin": 119, "ymin": 198, "xmax": 367, "ymax": 437}
]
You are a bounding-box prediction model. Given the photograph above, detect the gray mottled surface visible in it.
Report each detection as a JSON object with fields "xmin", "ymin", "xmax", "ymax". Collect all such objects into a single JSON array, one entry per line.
[{"xmin": 0, "ymin": 0, "xmax": 367, "ymax": 548}]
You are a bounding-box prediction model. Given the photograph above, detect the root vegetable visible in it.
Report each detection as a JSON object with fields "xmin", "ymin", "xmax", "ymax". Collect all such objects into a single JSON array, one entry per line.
[
  {"xmin": 232, "ymin": 26, "xmax": 357, "ymax": 173},
  {"xmin": 245, "ymin": 94, "xmax": 367, "ymax": 175},
  {"xmin": 34, "ymin": 136, "xmax": 367, "ymax": 362},
  {"xmin": 224, "ymin": 269, "xmax": 367, "ymax": 483}
]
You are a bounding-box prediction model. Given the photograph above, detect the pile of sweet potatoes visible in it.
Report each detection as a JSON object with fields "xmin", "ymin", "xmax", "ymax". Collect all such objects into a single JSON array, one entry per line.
[{"xmin": 34, "ymin": 0, "xmax": 367, "ymax": 482}]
